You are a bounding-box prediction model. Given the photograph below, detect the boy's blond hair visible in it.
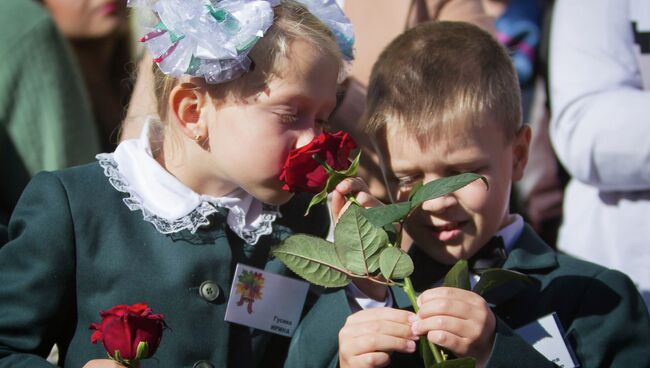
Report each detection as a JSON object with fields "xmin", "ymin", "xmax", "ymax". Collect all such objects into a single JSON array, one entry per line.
[
  {"xmin": 364, "ymin": 21, "xmax": 521, "ymax": 143},
  {"xmin": 152, "ymin": 0, "xmax": 342, "ymax": 121}
]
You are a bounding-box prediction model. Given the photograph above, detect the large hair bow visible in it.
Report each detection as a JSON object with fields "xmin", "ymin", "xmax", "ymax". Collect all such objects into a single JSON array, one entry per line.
[{"xmin": 129, "ymin": 0, "xmax": 354, "ymax": 84}]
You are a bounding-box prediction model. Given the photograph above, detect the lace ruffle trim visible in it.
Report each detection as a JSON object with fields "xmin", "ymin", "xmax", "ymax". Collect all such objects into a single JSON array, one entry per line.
[{"xmin": 96, "ymin": 153, "xmax": 277, "ymax": 244}]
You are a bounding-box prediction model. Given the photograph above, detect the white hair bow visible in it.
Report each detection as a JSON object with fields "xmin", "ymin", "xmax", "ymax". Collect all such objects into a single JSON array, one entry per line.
[{"xmin": 129, "ymin": 0, "xmax": 354, "ymax": 84}]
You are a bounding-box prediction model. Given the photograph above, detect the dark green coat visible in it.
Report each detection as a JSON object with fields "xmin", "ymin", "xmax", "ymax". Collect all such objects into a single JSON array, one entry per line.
[
  {"xmin": 287, "ymin": 225, "xmax": 650, "ymax": 367},
  {"xmin": 0, "ymin": 163, "xmax": 333, "ymax": 368}
]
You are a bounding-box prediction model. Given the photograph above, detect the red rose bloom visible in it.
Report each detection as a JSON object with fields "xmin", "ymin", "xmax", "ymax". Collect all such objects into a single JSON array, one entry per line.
[
  {"xmin": 279, "ymin": 131, "xmax": 356, "ymax": 193},
  {"xmin": 90, "ymin": 303, "xmax": 165, "ymax": 362}
]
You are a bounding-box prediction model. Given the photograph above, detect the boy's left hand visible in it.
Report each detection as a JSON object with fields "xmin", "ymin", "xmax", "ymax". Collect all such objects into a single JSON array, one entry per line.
[{"xmin": 411, "ymin": 287, "xmax": 496, "ymax": 367}]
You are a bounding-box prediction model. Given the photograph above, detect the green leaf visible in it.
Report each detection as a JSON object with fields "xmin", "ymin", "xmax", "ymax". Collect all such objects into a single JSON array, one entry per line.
[
  {"xmin": 473, "ymin": 268, "xmax": 532, "ymax": 297},
  {"xmin": 443, "ymin": 260, "xmax": 471, "ymax": 290},
  {"xmin": 303, "ymin": 151, "xmax": 360, "ymax": 216},
  {"xmin": 361, "ymin": 202, "xmax": 411, "ymax": 227},
  {"xmin": 325, "ymin": 171, "xmax": 349, "ymax": 193},
  {"xmin": 304, "ymin": 190, "xmax": 329, "ymax": 216},
  {"xmin": 135, "ymin": 341, "xmax": 149, "ymax": 360},
  {"xmin": 342, "ymin": 150, "xmax": 361, "ymax": 177},
  {"xmin": 383, "ymin": 223, "xmax": 398, "ymax": 245},
  {"xmin": 410, "ymin": 173, "xmax": 487, "ymax": 210},
  {"xmin": 360, "ymin": 173, "xmax": 486, "ymax": 227},
  {"xmin": 272, "ymin": 234, "xmax": 351, "ymax": 287},
  {"xmin": 431, "ymin": 357, "xmax": 476, "ymax": 368},
  {"xmin": 408, "ymin": 180, "xmax": 424, "ymax": 201},
  {"xmin": 304, "ymin": 172, "xmax": 346, "ymax": 216},
  {"xmin": 378, "ymin": 247, "xmax": 414, "ymax": 280},
  {"xmin": 334, "ymin": 204, "xmax": 389, "ymax": 275}
]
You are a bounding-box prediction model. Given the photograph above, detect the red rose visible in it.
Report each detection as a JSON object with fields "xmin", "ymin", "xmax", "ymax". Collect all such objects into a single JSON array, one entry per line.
[
  {"xmin": 90, "ymin": 303, "xmax": 165, "ymax": 364},
  {"xmin": 279, "ymin": 131, "xmax": 357, "ymax": 193}
]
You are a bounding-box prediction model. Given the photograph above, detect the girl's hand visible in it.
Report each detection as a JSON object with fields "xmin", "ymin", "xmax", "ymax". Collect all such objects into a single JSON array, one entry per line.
[
  {"xmin": 339, "ymin": 308, "xmax": 418, "ymax": 368},
  {"xmin": 331, "ymin": 177, "xmax": 383, "ymax": 223},
  {"xmin": 82, "ymin": 359, "xmax": 130, "ymax": 368},
  {"xmin": 411, "ymin": 287, "xmax": 496, "ymax": 368}
]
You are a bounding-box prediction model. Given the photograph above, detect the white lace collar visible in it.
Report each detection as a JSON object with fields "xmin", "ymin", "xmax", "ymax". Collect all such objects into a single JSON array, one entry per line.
[{"xmin": 96, "ymin": 118, "xmax": 279, "ymax": 244}]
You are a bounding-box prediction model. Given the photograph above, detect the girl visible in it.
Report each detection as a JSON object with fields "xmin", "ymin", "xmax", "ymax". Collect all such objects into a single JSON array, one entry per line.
[{"xmin": 0, "ymin": 1, "xmax": 356, "ymax": 367}]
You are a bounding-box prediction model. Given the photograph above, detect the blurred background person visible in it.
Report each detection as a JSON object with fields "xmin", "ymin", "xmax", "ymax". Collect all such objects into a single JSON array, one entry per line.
[
  {"xmin": 549, "ymin": 0, "xmax": 650, "ymax": 308},
  {"xmin": 3, "ymin": 2, "xmax": 133, "ymax": 360},
  {"xmin": 483, "ymin": 0, "xmax": 542, "ymax": 115},
  {"xmin": 483, "ymin": 0, "xmax": 566, "ymax": 249},
  {"xmin": 1, "ymin": 0, "xmax": 100, "ymax": 227},
  {"xmin": 42, "ymin": 0, "xmax": 135, "ymax": 152}
]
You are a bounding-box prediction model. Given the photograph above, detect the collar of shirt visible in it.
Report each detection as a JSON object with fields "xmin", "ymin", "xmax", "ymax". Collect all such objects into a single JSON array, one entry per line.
[
  {"xmin": 497, "ymin": 213, "xmax": 525, "ymax": 254},
  {"xmin": 467, "ymin": 214, "xmax": 524, "ymax": 287},
  {"xmin": 101, "ymin": 117, "xmax": 279, "ymax": 244}
]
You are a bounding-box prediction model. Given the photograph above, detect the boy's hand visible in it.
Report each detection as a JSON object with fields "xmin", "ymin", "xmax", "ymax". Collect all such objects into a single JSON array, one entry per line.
[
  {"xmin": 331, "ymin": 177, "xmax": 383, "ymax": 223},
  {"xmin": 339, "ymin": 308, "xmax": 418, "ymax": 368},
  {"xmin": 412, "ymin": 287, "xmax": 496, "ymax": 367}
]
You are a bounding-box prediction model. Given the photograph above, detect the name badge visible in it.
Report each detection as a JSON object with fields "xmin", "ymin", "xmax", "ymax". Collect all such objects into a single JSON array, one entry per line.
[
  {"xmin": 515, "ymin": 312, "xmax": 579, "ymax": 367},
  {"xmin": 225, "ymin": 263, "xmax": 309, "ymax": 337}
]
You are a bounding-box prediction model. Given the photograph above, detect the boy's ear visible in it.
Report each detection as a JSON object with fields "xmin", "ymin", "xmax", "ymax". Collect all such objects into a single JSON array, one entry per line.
[
  {"xmin": 511, "ymin": 124, "xmax": 532, "ymax": 182},
  {"xmin": 169, "ymin": 82, "xmax": 207, "ymax": 140}
]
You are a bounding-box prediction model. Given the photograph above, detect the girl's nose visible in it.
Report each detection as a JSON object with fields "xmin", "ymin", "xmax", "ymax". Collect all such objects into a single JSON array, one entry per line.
[{"xmin": 295, "ymin": 124, "xmax": 321, "ymax": 148}]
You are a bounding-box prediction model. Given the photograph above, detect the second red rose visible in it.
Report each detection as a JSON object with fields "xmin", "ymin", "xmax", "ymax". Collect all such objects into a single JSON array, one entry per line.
[{"xmin": 90, "ymin": 303, "xmax": 165, "ymax": 363}]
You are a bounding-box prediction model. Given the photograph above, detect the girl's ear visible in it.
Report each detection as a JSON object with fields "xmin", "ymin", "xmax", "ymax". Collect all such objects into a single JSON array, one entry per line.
[
  {"xmin": 511, "ymin": 124, "xmax": 532, "ymax": 182},
  {"xmin": 169, "ymin": 82, "xmax": 207, "ymax": 140}
]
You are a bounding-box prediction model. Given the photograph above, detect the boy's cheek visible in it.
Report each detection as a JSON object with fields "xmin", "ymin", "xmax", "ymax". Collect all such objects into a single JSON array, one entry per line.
[{"xmin": 456, "ymin": 186, "xmax": 491, "ymax": 212}]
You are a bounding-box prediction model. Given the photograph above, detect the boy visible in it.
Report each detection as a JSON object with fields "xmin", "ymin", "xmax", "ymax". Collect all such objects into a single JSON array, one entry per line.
[{"xmin": 332, "ymin": 21, "xmax": 650, "ymax": 367}]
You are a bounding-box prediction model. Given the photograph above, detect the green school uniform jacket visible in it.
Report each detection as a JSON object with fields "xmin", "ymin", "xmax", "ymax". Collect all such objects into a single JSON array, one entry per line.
[
  {"xmin": 286, "ymin": 225, "xmax": 650, "ymax": 367},
  {"xmin": 0, "ymin": 162, "xmax": 333, "ymax": 368}
]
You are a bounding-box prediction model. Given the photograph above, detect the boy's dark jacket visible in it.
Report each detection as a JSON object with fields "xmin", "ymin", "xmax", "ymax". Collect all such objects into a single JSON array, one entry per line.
[
  {"xmin": 0, "ymin": 162, "xmax": 334, "ymax": 368},
  {"xmin": 286, "ymin": 224, "xmax": 650, "ymax": 367}
]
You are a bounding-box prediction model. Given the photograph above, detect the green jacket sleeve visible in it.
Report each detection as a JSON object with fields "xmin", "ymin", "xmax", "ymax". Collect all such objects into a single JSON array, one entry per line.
[
  {"xmin": 0, "ymin": 172, "xmax": 77, "ymax": 367},
  {"xmin": 0, "ymin": 3, "xmax": 100, "ymax": 176},
  {"xmin": 486, "ymin": 318, "xmax": 558, "ymax": 367},
  {"xmin": 284, "ymin": 288, "xmax": 350, "ymax": 368},
  {"xmin": 488, "ymin": 268, "xmax": 650, "ymax": 367},
  {"xmin": 567, "ymin": 269, "xmax": 650, "ymax": 367}
]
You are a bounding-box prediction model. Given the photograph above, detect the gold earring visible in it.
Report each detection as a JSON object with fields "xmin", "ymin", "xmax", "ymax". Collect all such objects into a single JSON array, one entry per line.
[{"xmin": 194, "ymin": 134, "xmax": 202, "ymax": 142}]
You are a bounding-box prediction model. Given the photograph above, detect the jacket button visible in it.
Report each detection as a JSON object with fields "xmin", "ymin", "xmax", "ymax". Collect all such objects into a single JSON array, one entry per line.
[
  {"xmin": 199, "ymin": 280, "xmax": 220, "ymax": 302},
  {"xmin": 193, "ymin": 360, "xmax": 214, "ymax": 368}
]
